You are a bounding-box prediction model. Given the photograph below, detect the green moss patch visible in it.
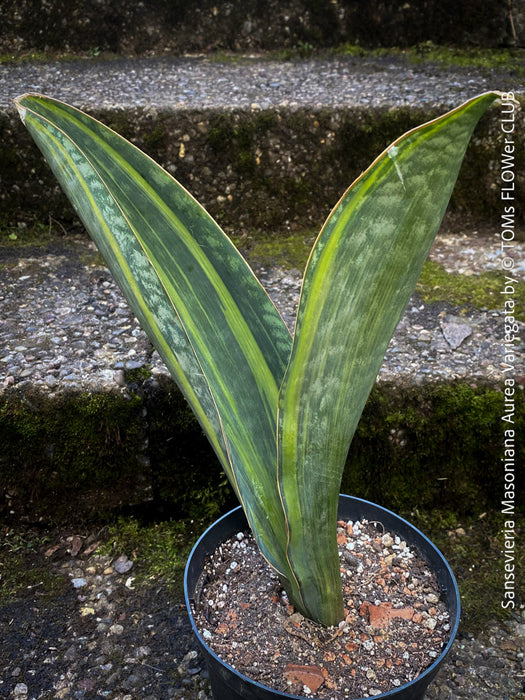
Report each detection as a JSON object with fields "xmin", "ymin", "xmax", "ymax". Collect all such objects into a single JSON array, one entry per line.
[
  {"xmin": 2, "ymin": 0, "xmax": 518, "ymax": 57},
  {"xmin": 335, "ymin": 43, "xmax": 525, "ymax": 77},
  {"xmin": 242, "ymin": 232, "xmax": 525, "ymax": 320},
  {"xmin": 236, "ymin": 229, "xmax": 315, "ymax": 270},
  {"xmin": 0, "ymin": 530, "xmax": 69, "ymax": 605},
  {"xmin": 0, "ymin": 379, "xmax": 236, "ymax": 526},
  {"xmin": 0, "ymin": 220, "xmax": 56, "ymax": 248},
  {"xmin": 417, "ymin": 261, "xmax": 525, "ymax": 321},
  {"xmin": 343, "ymin": 382, "xmax": 524, "ymax": 516},
  {"xmin": 1, "ymin": 380, "xmax": 522, "ymax": 529},
  {"xmin": 0, "ymin": 388, "xmax": 148, "ymax": 524},
  {"xmin": 97, "ymin": 517, "xmax": 206, "ymax": 593},
  {"xmin": 141, "ymin": 375, "xmax": 237, "ymax": 522}
]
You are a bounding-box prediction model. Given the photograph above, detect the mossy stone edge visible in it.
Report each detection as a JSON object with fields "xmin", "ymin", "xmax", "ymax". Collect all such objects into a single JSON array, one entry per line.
[
  {"xmin": 1, "ymin": 378, "xmax": 522, "ymax": 525},
  {"xmin": 0, "ymin": 0, "xmax": 518, "ymax": 57}
]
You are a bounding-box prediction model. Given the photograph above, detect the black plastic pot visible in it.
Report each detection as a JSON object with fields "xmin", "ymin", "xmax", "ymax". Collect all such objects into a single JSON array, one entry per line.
[{"xmin": 184, "ymin": 495, "xmax": 460, "ymax": 700}]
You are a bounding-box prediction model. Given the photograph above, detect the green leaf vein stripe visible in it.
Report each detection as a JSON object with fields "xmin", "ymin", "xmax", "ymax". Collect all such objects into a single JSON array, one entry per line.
[
  {"xmin": 276, "ymin": 91, "xmax": 500, "ymax": 624},
  {"xmin": 16, "ymin": 94, "xmax": 295, "ymax": 577}
]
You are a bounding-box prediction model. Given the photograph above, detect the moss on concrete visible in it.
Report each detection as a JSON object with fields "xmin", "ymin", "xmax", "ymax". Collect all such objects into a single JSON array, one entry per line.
[
  {"xmin": 140, "ymin": 375, "xmax": 237, "ymax": 522},
  {"xmin": 0, "ymin": 378, "xmax": 236, "ymax": 525},
  {"xmin": 0, "ymin": 219, "xmax": 56, "ymax": 248},
  {"xmin": 236, "ymin": 229, "xmax": 316, "ymax": 269},
  {"xmin": 417, "ymin": 261, "xmax": 525, "ymax": 321},
  {"xmin": 207, "ymin": 111, "xmax": 280, "ymax": 180},
  {"xmin": 4, "ymin": 102, "xmax": 521, "ymax": 237},
  {"xmin": 0, "ymin": 388, "xmax": 148, "ymax": 523},
  {"xmin": 1, "ymin": 379, "xmax": 522, "ymax": 528},
  {"xmin": 0, "ymin": 0, "xmax": 517, "ymax": 57},
  {"xmin": 343, "ymin": 381, "xmax": 524, "ymax": 516},
  {"xmin": 334, "ymin": 43, "xmax": 525, "ymax": 77},
  {"xmin": 97, "ymin": 516, "xmax": 211, "ymax": 593}
]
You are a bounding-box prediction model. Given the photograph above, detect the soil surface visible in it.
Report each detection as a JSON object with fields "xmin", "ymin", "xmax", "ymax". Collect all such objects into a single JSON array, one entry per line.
[
  {"xmin": 193, "ymin": 519, "xmax": 452, "ymax": 698},
  {"xmin": 0, "ymin": 526, "xmax": 208, "ymax": 700}
]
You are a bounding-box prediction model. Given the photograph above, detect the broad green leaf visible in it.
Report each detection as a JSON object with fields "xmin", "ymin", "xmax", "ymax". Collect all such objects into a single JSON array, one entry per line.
[
  {"xmin": 15, "ymin": 94, "xmax": 296, "ymax": 583},
  {"xmin": 277, "ymin": 92, "xmax": 500, "ymax": 624},
  {"xmin": 16, "ymin": 91, "xmax": 500, "ymax": 627}
]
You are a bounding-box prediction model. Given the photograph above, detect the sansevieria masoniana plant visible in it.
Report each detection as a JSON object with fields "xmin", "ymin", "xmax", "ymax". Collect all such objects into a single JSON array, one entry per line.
[{"xmin": 15, "ymin": 91, "xmax": 500, "ymax": 627}]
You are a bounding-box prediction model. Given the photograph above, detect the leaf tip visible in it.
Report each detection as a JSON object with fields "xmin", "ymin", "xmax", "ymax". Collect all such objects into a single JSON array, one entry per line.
[{"xmin": 13, "ymin": 95, "xmax": 28, "ymax": 125}]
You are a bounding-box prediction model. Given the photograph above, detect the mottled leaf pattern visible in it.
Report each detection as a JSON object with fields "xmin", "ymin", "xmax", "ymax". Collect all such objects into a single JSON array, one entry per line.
[
  {"xmin": 15, "ymin": 94, "xmax": 296, "ymax": 584},
  {"xmin": 276, "ymin": 92, "xmax": 499, "ymax": 623},
  {"xmin": 16, "ymin": 91, "xmax": 499, "ymax": 625}
]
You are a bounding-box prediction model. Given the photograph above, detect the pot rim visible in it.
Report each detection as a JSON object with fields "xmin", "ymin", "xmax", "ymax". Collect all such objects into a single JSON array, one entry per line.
[{"xmin": 184, "ymin": 494, "xmax": 461, "ymax": 700}]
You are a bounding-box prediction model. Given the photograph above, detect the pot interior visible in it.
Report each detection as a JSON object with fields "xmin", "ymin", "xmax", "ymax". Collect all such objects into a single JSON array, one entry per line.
[{"xmin": 184, "ymin": 495, "xmax": 461, "ymax": 700}]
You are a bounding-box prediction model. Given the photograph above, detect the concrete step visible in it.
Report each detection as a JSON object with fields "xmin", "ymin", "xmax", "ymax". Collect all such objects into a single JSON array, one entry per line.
[
  {"xmin": 0, "ymin": 231, "xmax": 523, "ymax": 523},
  {"xmin": 1, "ymin": 55, "xmax": 522, "ymax": 234},
  {"xmin": 1, "ymin": 0, "xmax": 522, "ymax": 57},
  {"xmin": 0, "ymin": 54, "xmax": 523, "ymax": 523},
  {"xmin": 1, "ymin": 233, "xmax": 522, "ymax": 395}
]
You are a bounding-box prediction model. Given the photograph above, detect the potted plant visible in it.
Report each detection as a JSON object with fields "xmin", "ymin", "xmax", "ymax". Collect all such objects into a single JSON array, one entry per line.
[{"xmin": 15, "ymin": 91, "xmax": 500, "ymax": 698}]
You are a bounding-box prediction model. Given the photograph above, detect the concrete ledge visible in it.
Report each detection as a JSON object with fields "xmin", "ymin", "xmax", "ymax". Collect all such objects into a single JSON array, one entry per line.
[
  {"xmin": 2, "ymin": 100, "xmax": 523, "ymax": 234},
  {"xmin": 1, "ymin": 379, "xmax": 523, "ymax": 525},
  {"xmin": 0, "ymin": 0, "xmax": 521, "ymax": 56}
]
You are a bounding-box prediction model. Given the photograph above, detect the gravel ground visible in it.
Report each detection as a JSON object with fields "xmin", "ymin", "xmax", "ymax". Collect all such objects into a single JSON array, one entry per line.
[
  {"xmin": 0, "ymin": 232, "xmax": 523, "ymax": 393},
  {"xmin": 0, "ymin": 540, "xmax": 209, "ymax": 700},
  {"xmin": 0, "ymin": 54, "xmax": 517, "ymax": 113}
]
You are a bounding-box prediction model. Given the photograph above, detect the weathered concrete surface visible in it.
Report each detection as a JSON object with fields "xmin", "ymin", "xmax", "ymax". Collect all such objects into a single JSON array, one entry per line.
[
  {"xmin": 1, "ymin": 56, "xmax": 523, "ymax": 233},
  {"xmin": 0, "ymin": 0, "xmax": 522, "ymax": 57}
]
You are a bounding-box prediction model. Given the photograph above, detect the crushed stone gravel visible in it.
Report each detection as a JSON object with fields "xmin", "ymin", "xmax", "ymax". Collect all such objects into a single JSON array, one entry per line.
[
  {"xmin": 0, "ymin": 233, "xmax": 523, "ymax": 394},
  {"xmin": 0, "ymin": 55, "xmax": 515, "ymax": 113}
]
